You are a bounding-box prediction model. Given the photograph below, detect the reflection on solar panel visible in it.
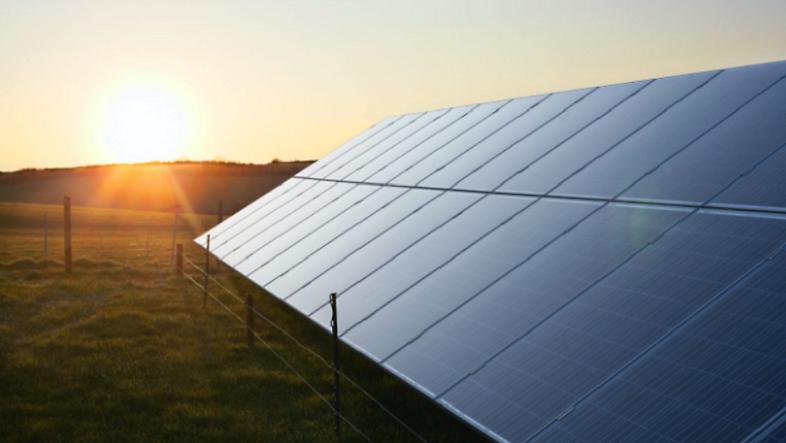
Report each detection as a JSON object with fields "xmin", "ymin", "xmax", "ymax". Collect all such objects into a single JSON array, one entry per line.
[{"xmin": 197, "ymin": 60, "xmax": 786, "ymax": 442}]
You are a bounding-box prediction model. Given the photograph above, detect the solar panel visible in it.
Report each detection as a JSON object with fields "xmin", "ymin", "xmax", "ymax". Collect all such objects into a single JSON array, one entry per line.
[{"xmin": 197, "ymin": 59, "xmax": 786, "ymax": 442}]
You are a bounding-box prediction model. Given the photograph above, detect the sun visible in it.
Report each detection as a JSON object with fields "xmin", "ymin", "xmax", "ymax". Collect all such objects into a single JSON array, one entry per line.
[{"xmin": 97, "ymin": 85, "xmax": 189, "ymax": 163}]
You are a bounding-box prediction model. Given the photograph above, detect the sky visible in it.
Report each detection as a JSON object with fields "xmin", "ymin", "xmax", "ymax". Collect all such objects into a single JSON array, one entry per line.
[{"xmin": 1, "ymin": 0, "xmax": 786, "ymax": 172}]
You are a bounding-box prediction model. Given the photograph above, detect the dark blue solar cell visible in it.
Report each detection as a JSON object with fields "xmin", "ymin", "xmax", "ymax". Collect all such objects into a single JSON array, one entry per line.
[
  {"xmin": 323, "ymin": 109, "xmax": 450, "ymax": 180},
  {"xmin": 284, "ymin": 191, "xmax": 481, "ymax": 317},
  {"xmin": 247, "ymin": 185, "xmax": 408, "ymax": 294},
  {"xmin": 555, "ymin": 61, "xmax": 786, "ymax": 199},
  {"xmin": 440, "ymin": 211, "xmax": 786, "ymax": 442},
  {"xmin": 491, "ymin": 70, "xmax": 717, "ymax": 195},
  {"xmin": 196, "ymin": 177, "xmax": 303, "ymax": 246},
  {"xmin": 344, "ymin": 105, "xmax": 475, "ymax": 182},
  {"xmin": 419, "ymin": 88, "xmax": 592, "ymax": 190},
  {"xmin": 216, "ymin": 180, "xmax": 347, "ymax": 261},
  {"xmin": 296, "ymin": 115, "xmax": 400, "ymax": 178},
  {"xmin": 309, "ymin": 194, "xmax": 534, "ymax": 339},
  {"xmin": 309, "ymin": 112, "xmax": 425, "ymax": 179},
  {"xmin": 383, "ymin": 203, "xmax": 685, "ymax": 396},
  {"xmin": 262, "ymin": 187, "xmax": 438, "ymax": 301},
  {"xmin": 760, "ymin": 410, "xmax": 786, "ymax": 442},
  {"xmin": 211, "ymin": 180, "xmax": 339, "ymax": 257},
  {"xmin": 456, "ymin": 80, "xmax": 647, "ymax": 193},
  {"xmin": 390, "ymin": 96, "xmax": 546, "ymax": 187},
  {"xmin": 712, "ymin": 146, "xmax": 786, "ymax": 212},
  {"xmin": 229, "ymin": 183, "xmax": 376, "ymax": 271},
  {"xmin": 624, "ymin": 78, "xmax": 786, "ymax": 205},
  {"xmin": 535, "ymin": 243, "xmax": 786, "ymax": 443},
  {"xmin": 366, "ymin": 101, "xmax": 505, "ymax": 184},
  {"xmin": 342, "ymin": 198, "xmax": 599, "ymax": 361},
  {"xmin": 207, "ymin": 178, "xmax": 326, "ymax": 251}
]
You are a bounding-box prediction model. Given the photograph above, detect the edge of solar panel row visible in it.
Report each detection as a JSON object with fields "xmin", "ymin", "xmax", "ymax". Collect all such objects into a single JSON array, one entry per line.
[{"xmin": 196, "ymin": 59, "xmax": 786, "ymax": 443}]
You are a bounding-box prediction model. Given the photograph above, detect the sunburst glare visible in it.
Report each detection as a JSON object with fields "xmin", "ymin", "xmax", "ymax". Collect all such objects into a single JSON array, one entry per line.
[{"xmin": 97, "ymin": 85, "xmax": 190, "ymax": 164}]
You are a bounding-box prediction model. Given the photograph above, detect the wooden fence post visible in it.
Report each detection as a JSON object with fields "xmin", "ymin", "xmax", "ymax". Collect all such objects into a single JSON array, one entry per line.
[
  {"xmin": 246, "ymin": 293, "xmax": 254, "ymax": 348},
  {"xmin": 176, "ymin": 244, "xmax": 183, "ymax": 273},
  {"xmin": 213, "ymin": 200, "xmax": 224, "ymax": 273},
  {"xmin": 170, "ymin": 210, "xmax": 179, "ymax": 265},
  {"xmin": 64, "ymin": 197, "xmax": 72, "ymax": 272},
  {"xmin": 202, "ymin": 234, "xmax": 210, "ymax": 309},
  {"xmin": 329, "ymin": 292, "xmax": 341, "ymax": 440},
  {"xmin": 43, "ymin": 212, "xmax": 48, "ymax": 259}
]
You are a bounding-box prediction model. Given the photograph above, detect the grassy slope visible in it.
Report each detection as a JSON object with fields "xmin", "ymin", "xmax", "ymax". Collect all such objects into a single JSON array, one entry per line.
[{"xmin": 0, "ymin": 202, "xmax": 487, "ymax": 442}]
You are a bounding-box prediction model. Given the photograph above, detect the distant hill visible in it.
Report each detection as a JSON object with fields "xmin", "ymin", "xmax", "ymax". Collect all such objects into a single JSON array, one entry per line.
[{"xmin": 0, "ymin": 160, "xmax": 313, "ymax": 215}]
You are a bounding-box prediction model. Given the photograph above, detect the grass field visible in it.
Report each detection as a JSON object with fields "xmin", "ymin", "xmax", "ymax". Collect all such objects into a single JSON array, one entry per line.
[{"xmin": 0, "ymin": 201, "xmax": 486, "ymax": 442}]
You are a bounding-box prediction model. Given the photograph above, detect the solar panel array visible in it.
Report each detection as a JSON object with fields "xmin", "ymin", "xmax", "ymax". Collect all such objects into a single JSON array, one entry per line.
[{"xmin": 196, "ymin": 60, "xmax": 786, "ymax": 442}]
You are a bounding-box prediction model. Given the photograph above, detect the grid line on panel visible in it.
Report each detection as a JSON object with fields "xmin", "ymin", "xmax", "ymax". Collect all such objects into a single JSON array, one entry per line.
[
  {"xmin": 430, "ymin": 70, "xmax": 784, "ymax": 405},
  {"xmin": 416, "ymin": 87, "xmax": 595, "ymax": 185},
  {"xmin": 310, "ymin": 112, "xmax": 428, "ymax": 179},
  {"xmin": 455, "ymin": 80, "xmax": 652, "ymax": 192},
  {"xmin": 644, "ymin": 341, "xmax": 786, "ymax": 400},
  {"xmin": 486, "ymin": 332, "xmax": 769, "ymax": 439},
  {"xmin": 263, "ymin": 97, "xmax": 554, "ymax": 294},
  {"xmin": 206, "ymin": 115, "xmax": 402, "ymax": 241},
  {"xmin": 539, "ymin": 395, "xmax": 683, "ymax": 443},
  {"xmin": 298, "ymin": 116, "xmax": 400, "ymax": 177},
  {"xmin": 533, "ymin": 301, "xmax": 786, "ymax": 405},
  {"xmin": 295, "ymin": 91, "xmax": 614, "ymax": 316},
  {"xmin": 216, "ymin": 110, "xmax": 450, "ymax": 260},
  {"xmin": 200, "ymin": 179, "xmax": 304, "ymax": 243},
  {"xmin": 527, "ymin": 239, "xmax": 786, "ymax": 443},
  {"xmin": 334, "ymin": 108, "xmax": 450, "ymax": 179},
  {"xmin": 223, "ymin": 106, "xmax": 475, "ymax": 266},
  {"xmin": 234, "ymin": 184, "xmax": 383, "ymax": 270},
  {"xmin": 390, "ymin": 95, "xmax": 551, "ymax": 185},
  {"xmin": 238, "ymin": 102, "xmax": 515, "ymax": 282},
  {"xmin": 505, "ymin": 70, "xmax": 722, "ymax": 196},
  {"xmin": 254, "ymin": 100, "xmax": 512, "ymax": 287},
  {"xmin": 337, "ymin": 81, "xmax": 658, "ymax": 337},
  {"xmin": 402, "ymin": 208, "xmax": 687, "ymax": 383},
  {"xmin": 296, "ymin": 174, "xmax": 786, "ymax": 218},
  {"xmin": 744, "ymin": 403, "xmax": 786, "ymax": 442},
  {"xmin": 210, "ymin": 112, "xmax": 430, "ymax": 251},
  {"xmin": 215, "ymin": 182, "xmax": 336, "ymax": 258},
  {"xmin": 311, "ymin": 111, "xmax": 435, "ymax": 181}
]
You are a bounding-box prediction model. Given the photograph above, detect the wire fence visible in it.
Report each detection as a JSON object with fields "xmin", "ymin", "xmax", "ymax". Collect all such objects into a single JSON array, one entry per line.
[
  {"xmin": 0, "ymin": 199, "xmax": 433, "ymax": 443},
  {"xmin": 181, "ymin": 255, "xmax": 428, "ymax": 443}
]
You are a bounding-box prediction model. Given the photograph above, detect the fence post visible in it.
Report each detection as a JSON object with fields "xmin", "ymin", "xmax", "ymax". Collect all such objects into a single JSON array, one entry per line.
[
  {"xmin": 202, "ymin": 234, "xmax": 210, "ymax": 309},
  {"xmin": 170, "ymin": 210, "xmax": 179, "ymax": 264},
  {"xmin": 176, "ymin": 243, "xmax": 183, "ymax": 273},
  {"xmin": 146, "ymin": 216, "xmax": 151, "ymax": 259},
  {"xmin": 246, "ymin": 293, "xmax": 254, "ymax": 348},
  {"xmin": 43, "ymin": 212, "xmax": 48, "ymax": 259},
  {"xmin": 213, "ymin": 200, "xmax": 224, "ymax": 273},
  {"xmin": 329, "ymin": 292, "xmax": 341, "ymax": 440},
  {"xmin": 64, "ymin": 197, "xmax": 72, "ymax": 272}
]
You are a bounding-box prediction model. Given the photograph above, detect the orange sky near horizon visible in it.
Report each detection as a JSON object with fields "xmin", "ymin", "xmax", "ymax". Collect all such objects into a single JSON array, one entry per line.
[{"xmin": 1, "ymin": 0, "xmax": 786, "ymax": 172}]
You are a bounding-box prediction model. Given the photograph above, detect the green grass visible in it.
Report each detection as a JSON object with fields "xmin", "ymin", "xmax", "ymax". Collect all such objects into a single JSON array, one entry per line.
[{"xmin": 0, "ymin": 202, "xmax": 487, "ymax": 442}]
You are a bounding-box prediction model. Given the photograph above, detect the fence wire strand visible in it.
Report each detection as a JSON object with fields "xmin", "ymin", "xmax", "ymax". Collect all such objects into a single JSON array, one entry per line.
[
  {"xmin": 180, "ymin": 269, "xmax": 373, "ymax": 443},
  {"xmin": 182, "ymin": 254, "xmax": 428, "ymax": 443}
]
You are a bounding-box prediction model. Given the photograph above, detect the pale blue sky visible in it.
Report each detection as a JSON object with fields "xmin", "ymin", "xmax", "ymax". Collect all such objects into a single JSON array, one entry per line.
[{"xmin": 1, "ymin": 0, "xmax": 785, "ymax": 170}]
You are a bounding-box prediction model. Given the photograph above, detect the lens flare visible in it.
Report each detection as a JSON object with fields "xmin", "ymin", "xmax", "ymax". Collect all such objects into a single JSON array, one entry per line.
[{"xmin": 97, "ymin": 85, "xmax": 189, "ymax": 163}]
